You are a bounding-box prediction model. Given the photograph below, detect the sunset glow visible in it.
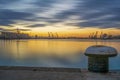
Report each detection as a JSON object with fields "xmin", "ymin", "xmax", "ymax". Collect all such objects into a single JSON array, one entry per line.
[{"xmin": 0, "ymin": 0, "xmax": 120, "ymax": 38}]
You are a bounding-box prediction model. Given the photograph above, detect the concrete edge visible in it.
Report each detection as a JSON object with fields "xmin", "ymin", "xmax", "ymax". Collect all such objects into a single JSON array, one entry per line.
[
  {"xmin": 0, "ymin": 66, "xmax": 120, "ymax": 73},
  {"xmin": 0, "ymin": 66, "xmax": 82, "ymax": 72}
]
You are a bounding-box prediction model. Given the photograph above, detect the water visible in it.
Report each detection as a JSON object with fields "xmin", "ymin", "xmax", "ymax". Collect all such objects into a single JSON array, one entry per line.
[{"xmin": 0, "ymin": 39, "xmax": 120, "ymax": 70}]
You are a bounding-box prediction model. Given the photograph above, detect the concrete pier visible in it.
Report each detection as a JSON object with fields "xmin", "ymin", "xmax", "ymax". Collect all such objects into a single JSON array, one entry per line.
[{"xmin": 0, "ymin": 66, "xmax": 120, "ymax": 80}]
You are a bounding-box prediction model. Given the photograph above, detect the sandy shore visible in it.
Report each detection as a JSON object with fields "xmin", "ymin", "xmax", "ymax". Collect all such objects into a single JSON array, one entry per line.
[{"xmin": 0, "ymin": 66, "xmax": 120, "ymax": 80}]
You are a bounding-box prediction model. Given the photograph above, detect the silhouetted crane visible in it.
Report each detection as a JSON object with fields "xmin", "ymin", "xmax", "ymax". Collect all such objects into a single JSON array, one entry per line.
[
  {"xmin": 55, "ymin": 32, "xmax": 58, "ymax": 38},
  {"xmin": 93, "ymin": 31, "xmax": 98, "ymax": 39}
]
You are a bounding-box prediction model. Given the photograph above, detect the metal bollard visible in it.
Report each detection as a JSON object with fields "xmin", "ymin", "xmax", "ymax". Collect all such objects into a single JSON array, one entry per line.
[{"xmin": 85, "ymin": 45, "xmax": 118, "ymax": 72}]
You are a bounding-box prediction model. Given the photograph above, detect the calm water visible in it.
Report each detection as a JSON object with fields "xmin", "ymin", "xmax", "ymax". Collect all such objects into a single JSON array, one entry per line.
[{"xmin": 0, "ymin": 39, "xmax": 120, "ymax": 70}]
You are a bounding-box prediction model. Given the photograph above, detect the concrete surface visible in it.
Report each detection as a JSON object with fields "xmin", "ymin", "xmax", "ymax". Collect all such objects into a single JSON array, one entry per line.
[{"xmin": 0, "ymin": 66, "xmax": 120, "ymax": 80}]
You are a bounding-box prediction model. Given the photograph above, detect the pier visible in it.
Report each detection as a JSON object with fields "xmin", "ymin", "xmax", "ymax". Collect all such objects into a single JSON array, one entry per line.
[{"xmin": 0, "ymin": 66, "xmax": 120, "ymax": 80}]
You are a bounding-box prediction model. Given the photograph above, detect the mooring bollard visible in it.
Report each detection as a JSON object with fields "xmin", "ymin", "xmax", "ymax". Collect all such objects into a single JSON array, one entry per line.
[{"xmin": 85, "ymin": 45, "xmax": 118, "ymax": 72}]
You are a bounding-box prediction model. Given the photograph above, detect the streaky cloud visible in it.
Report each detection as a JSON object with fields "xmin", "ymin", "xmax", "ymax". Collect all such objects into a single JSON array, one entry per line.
[
  {"xmin": 0, "ymin": 0, "xmax": 120, "ymax": 29},
  {"xmin": 0, "ymin": 9, "xmax": 33, "ymax": 26},
  {"xmin": 26, "ymin": 24, "xmax": 47, "ymax": 28}
]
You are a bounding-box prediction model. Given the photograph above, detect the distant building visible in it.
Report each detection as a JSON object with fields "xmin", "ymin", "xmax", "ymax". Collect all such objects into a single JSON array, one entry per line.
[{"xmin": 0, "ymin": 31, "xmax": 30, "ymax": 39}]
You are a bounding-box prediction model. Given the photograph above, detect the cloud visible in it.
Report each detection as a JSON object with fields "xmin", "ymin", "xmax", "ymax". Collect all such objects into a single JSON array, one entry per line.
[
  {"xmin": 0, "ymin": 0, "xmax": 17, "ymax": 5},
  {"xmin": 0, "ymin": 9, "xmax": 33, "ymax": 26},
  {"xmin": 26, "ymin": 24, "xmax": 47, "ymax": 28},
  {"xmin": 0, "ymin": 0, "xmax": 120, "ymax": 29},
  {"xmin": 65, "ymin": 0, "xmax": 120, "ymax": 28},
  {"xmin": 42, "ymin": 0, "xmax": 120, "ymax": 29},
  {"xmin": 33, "ymin": 0, "xmax": 56, "ymax": 7}
]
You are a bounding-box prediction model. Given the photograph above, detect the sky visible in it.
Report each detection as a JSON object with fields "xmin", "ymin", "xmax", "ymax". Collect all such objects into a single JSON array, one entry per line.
[{"xmin": 0, "ymin": 0, "xmax": 120, "ymax": 37}]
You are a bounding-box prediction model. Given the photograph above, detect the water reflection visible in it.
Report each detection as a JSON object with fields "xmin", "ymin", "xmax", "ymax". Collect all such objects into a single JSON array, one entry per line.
[{"xmin": 0, "ymin": 39, "xmax": 120, "ymax": 70}]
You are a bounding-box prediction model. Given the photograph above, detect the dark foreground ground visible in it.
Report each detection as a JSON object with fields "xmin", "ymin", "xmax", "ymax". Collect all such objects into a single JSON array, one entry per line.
[{"xmin": 0, "ymin": 66, "xmax": 120, "ymax": 80}]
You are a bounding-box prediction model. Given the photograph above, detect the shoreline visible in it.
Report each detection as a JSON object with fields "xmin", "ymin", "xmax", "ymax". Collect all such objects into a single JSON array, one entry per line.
[{"xmin": 0, "ymin": 38, "xmax": 120, "ymax": 40}]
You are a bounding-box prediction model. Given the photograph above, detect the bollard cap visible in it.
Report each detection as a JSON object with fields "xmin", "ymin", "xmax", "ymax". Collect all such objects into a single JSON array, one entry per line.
[{"xmin": 85, "ymin": 45, "xmax": 118, "ymax": 57}]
